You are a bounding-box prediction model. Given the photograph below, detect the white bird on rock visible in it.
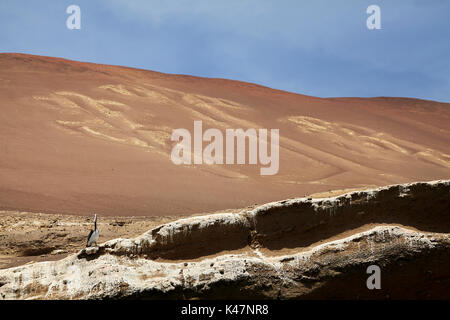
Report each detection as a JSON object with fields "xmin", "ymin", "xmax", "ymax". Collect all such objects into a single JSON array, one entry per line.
[{"xmin": 86, "ymin": 214, "xmax": 99, "ymax": 247}]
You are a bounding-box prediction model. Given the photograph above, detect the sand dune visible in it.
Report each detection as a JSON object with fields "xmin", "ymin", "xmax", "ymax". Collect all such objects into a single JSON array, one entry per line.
[{"xmin": 0, "ymin": 53, "xmax": 449, "ymax": 216}]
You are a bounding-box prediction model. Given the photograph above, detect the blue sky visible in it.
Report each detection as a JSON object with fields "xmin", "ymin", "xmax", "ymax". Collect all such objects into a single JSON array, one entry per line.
[{"xmin": 1, "ymin": 0, "xmax": 449, "ymax": 102}]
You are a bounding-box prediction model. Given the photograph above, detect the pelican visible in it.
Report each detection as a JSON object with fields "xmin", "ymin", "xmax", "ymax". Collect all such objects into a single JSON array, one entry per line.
[{"xmin": 86, "ymin": 214, "xmax": 99, "ymax": 247}]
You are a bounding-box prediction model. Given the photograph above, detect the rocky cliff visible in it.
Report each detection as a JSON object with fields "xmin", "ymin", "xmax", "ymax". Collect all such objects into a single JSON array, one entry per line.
[{"xmin": 0, "ymin": 180, "xmax": 449, "ymax": 299}]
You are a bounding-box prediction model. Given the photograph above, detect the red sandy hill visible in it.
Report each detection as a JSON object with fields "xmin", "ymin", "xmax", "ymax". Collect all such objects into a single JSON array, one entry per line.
[{"xmin": 0, "ymin": 53, "xmax": 449, "ymax": 216}]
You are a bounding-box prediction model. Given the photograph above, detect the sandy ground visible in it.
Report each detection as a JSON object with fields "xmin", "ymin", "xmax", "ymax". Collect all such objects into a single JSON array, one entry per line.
[
  {"xmin": 0, "ymin": 209, "xmax": 386, "ymax": 269},
  {"xmin": 0, "ymin": 187, "xmax": 357, "ymax": 269},
  {"xmin": 0, "ymin": 187, "xmax": 389, "ymax": 269},
  {"xmin": 0, "ymin": 211, "xmax": 174, "ymax": 269},
  {"xmin": 0, "ymin": 206, "xmax": 253, "ymax": 269}
]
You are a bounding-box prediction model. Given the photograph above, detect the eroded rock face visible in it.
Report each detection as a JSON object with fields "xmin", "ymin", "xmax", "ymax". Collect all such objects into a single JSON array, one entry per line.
[{"xmin": 0, "ymin": 180, "xmax": 449, "ymax": 299}]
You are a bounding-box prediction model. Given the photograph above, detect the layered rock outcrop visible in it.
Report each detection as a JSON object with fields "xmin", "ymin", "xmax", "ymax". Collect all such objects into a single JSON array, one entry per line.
[{"xmin": 0, "ymin": 180, "xmax": 449, "ymax": 299}]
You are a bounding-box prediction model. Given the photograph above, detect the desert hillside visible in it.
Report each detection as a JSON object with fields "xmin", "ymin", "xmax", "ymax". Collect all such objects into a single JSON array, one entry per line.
[{"xmin": 0, "ymin": 53, "xmax": 449, "ymax": 216}]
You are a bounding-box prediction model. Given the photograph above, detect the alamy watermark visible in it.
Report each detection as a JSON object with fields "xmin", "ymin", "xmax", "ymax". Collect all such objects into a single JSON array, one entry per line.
[
  {"xmin": 65, "ymin": 5, "xmax": 380, "ymax": 31},
  {"xmin": 66, "ymin": 5, "xmax": 81, "ymax": 30},
  {"xmin": 366, "ymin": 264, "xmax": 381, "ymax": 289},
  {"xmin": 367, "ymin": 5, "xmax": 381, "ymax": 30},
  {"xmin": 170, "ymin": 121, "xmax": 279, "ymax": 176}
]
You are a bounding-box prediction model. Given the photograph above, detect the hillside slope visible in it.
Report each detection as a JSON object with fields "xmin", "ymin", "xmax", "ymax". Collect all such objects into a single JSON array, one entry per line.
[{"xmin": 0, "ymin": 53, "xmax": 449, "ymax": 216}]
